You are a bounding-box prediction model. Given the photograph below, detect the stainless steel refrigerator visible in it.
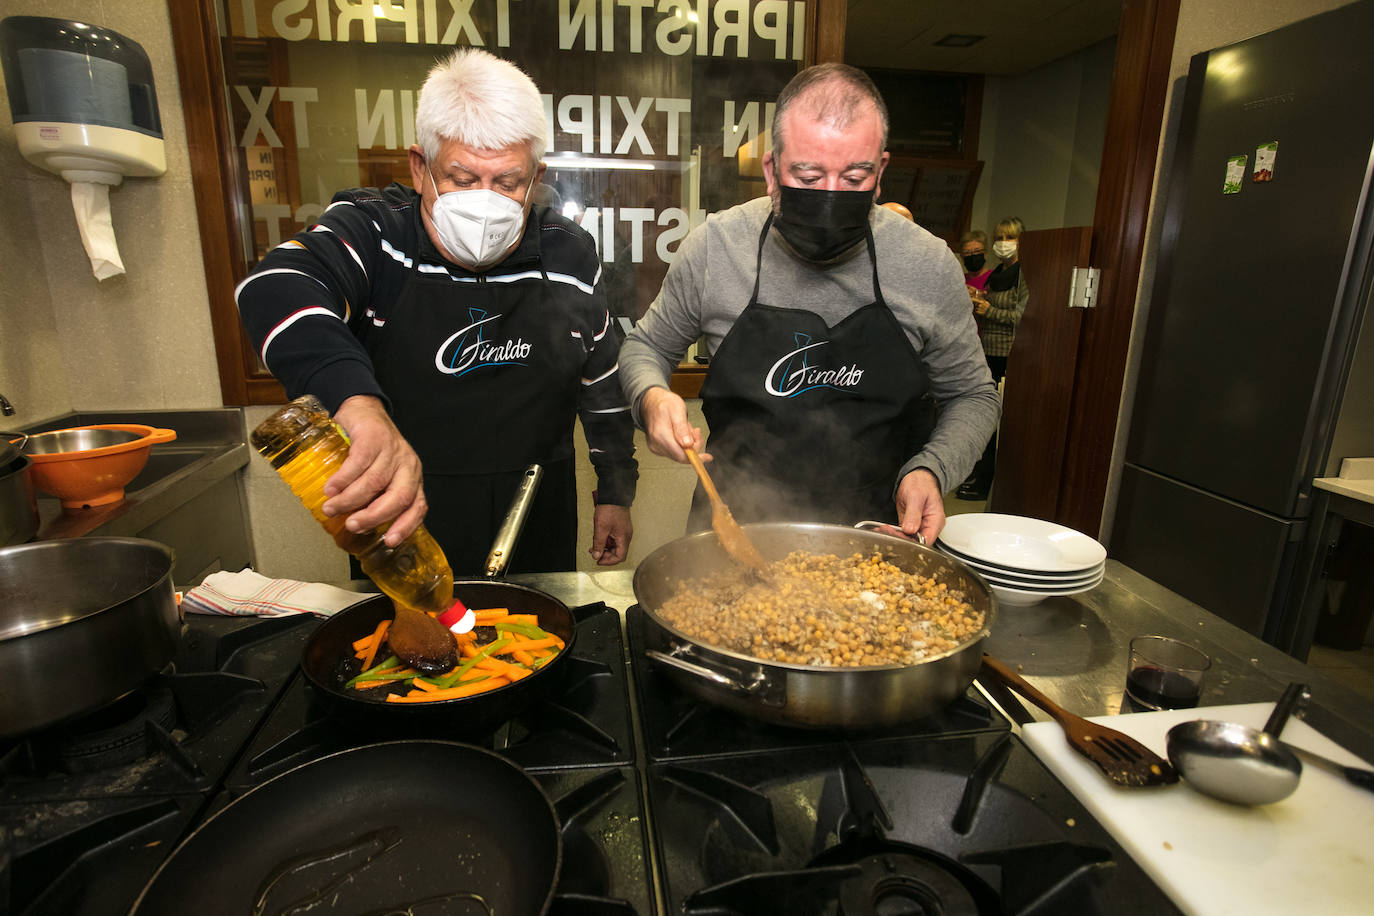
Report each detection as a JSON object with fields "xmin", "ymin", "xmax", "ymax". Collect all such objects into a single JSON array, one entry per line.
[{"xmin": 1113, "ymin": 0, "xmax": 1374, "ymax": 640}]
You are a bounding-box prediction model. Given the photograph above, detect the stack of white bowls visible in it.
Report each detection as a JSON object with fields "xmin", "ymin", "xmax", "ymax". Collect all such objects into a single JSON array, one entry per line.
[{"xmin": 936, "ymin": 513, "xmax": 1107, "ymax": 607}]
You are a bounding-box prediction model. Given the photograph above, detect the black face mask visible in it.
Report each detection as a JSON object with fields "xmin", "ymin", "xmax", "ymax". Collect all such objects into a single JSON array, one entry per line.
[
  {"xmin": 963, "ymin": 253, "xmax": 986, "ymax": 272},
  {"xmin": 773, "ymin": 185, "xmax": 873, "ymax": 262}
]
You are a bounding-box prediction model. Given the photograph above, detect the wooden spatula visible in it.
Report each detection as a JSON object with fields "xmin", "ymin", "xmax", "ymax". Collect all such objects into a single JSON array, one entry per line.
[
  {"xmin": 387, "ymin": 604, "xmax": 459, "ymax": 675},
  {"xmin": 684, "ymin": 447, "xmax": 768, "ymax": 572},
  {"xmin": 980, "ymin": 654, "xmax": 1179, "ymax": 787}
]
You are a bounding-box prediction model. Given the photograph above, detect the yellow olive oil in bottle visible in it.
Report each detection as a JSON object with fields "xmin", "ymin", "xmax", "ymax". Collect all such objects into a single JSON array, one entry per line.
[{"xmin": 250, "ymin": 396, "xmax": 453, "ymax": 614}]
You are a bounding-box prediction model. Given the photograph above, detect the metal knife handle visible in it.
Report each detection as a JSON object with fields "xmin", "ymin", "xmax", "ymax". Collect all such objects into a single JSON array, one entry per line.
[
  {"xmin": 1262, "ymin": 681, "xmax": 1311, "ymax": 736},
  {"xmin": 484, "ymin": 464, "xmax": 542, "ymax": 579}
]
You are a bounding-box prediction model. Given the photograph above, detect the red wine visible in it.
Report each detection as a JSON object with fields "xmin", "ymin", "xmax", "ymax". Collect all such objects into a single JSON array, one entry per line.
[{"xmin": 1125, "ymin": 665, "xmax": 1200, "ymax": 710}]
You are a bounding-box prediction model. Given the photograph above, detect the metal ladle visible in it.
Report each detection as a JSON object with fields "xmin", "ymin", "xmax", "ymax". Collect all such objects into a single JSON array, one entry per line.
[{"xmin": 1167, "ymin": 682, "xmax": 1374, "ymax": 805}]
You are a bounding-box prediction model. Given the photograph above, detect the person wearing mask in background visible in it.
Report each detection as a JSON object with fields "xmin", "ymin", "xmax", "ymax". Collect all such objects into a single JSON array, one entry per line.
[
  {"xmin": 619, "ymin": 63, "xmax": 999, "ymax": 546},
  {"xmin": 236, "ymin": 49, "xmax": 637, "ymax": 573},
  {"xmin": 960, "ymin": 229, "xmax": 993, "ymax": 300},
  {"xmin": 957, "ymin": 217, "xmax": 1029, "ymax": 502}
]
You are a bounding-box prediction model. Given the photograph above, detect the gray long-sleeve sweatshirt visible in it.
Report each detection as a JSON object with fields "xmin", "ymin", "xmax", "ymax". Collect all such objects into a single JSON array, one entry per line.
[{"xmin": 619, "ymin": 196, "xmax": 999, "ymax": 493}]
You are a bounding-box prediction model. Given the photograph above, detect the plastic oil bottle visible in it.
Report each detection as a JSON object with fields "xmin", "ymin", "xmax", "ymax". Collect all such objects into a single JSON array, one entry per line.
[{"xmin": 250, "ymin": 395, "xmax": 454, "ymax": 614}]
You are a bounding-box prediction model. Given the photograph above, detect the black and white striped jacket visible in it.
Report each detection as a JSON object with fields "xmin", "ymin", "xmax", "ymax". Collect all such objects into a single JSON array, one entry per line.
[{"xmin": 235, "ymin": 183, "xmax": 637, "ymax": 506}]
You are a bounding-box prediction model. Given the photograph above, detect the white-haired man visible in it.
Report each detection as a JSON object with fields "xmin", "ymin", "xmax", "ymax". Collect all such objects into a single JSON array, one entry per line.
[
  {"xmin": 620, "ymin": 64, "xmax": 997, "ymax": 545},
  {"xmin": 237, "ymin": 49, "xmax": 636, "ymax": 573}
]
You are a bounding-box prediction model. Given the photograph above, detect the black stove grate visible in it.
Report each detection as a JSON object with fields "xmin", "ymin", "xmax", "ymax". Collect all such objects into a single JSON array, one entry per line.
[
  {"xmin": 0, "ymin": 615, "xmax": 315, "ymax": 804},
  {"xmin": 3, "ymin": 591, "xmax": 1190, "ymax": 916},
  {"xmin": 646, "ymin": 731, "xmax": 1181, "ymax": 915}
]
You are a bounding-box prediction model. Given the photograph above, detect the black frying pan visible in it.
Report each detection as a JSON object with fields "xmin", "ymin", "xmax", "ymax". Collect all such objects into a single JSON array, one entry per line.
[
  {"xmin": 302, "ymin": 583, "xmax": 577, "ymax": 734},
  {"xmin": 131, "ymin": 741, "xmax": 560, "ymax": 916},
  {"xmin": 301, "ymin": 464, "xmax": 577, "ymax": 734}
]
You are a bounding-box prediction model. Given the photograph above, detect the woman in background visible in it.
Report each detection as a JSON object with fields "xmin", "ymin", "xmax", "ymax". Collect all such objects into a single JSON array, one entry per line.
[
  {"xmin": 958, "ymin": 218, "xmax": 1029, "ymax": 502},
  {"xmin": 960, "ymin": 229, "xmax": 993, "ymax": 297}
]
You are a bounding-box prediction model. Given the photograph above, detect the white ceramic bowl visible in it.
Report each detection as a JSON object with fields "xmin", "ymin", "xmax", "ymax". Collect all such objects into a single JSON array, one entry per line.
[
  {"xmin": 938, "ymin": 514, "xmax": 1106, "ymax": 574},
  {"xmin": 989, "ymin": 567, "xmax": 1106, "ymax": 607},
  {"xmin": 936, "ymin": 544, "xmax": 1104, "ymax": 587}
]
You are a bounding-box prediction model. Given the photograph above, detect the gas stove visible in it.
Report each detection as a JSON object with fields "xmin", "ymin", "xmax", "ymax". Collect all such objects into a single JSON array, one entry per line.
[
  {"xmin": 623, "ymin": 607, "xmax": 1181, "ymax": 915},
  {"xmin": 1, "ymin": 593, "xmax": 1183, "ymax": 916}
]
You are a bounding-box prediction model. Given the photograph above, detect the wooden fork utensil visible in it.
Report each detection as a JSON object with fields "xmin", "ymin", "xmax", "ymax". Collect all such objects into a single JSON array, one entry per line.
[{"xmin": 980, "ymin": 654, "xmax": 1179, "ymax": 787}]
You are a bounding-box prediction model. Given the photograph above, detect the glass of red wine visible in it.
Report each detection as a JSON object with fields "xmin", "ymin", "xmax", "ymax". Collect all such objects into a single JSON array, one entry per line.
[{"xmin": 1125, "ymin": 636, "xmax": 1211, "ymax": 711}]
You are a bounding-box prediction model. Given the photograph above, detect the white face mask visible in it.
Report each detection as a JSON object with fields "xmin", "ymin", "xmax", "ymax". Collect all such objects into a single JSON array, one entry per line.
[
  {"xmin": 427, "ymin": 166, "xmax": 531, "ymax": 269},
  {"xmin": 993, "ymin": 239, "xmax": 1018, "ymax": 259}
]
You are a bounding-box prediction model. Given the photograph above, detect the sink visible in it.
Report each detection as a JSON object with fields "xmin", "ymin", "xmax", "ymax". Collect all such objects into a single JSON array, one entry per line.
[
  {"xmin": 127, "ymin": 449, "xmax": 214, "ymax": 493},
  {"xmin": 20, "ymin": 409, "xmax": 253, "ymax": 552},
  {"xmin": 12, "ymin": 408, "xmax": 256, "ymax": 584}
]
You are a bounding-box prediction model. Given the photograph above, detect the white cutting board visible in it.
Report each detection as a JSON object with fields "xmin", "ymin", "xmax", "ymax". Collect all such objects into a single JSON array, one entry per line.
[{"xmin": 1021, "ymin": 704, "xmax": 1374, "ymax": 916}]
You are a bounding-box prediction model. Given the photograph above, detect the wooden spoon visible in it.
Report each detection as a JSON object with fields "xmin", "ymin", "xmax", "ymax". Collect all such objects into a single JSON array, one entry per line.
[
  {"xmin": 684, "ymin": 447, "xmax": 768, "ymax": 572},
  {"xmin": 387, "ymin": 603, "xmax": 459, "ymax": 675}
]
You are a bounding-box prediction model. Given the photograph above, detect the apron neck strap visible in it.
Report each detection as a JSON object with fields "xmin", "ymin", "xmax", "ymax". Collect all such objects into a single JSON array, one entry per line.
[
  {"xmin": 752, "ymin": 211, "xmax": 774, "ymax": 304},
  {"xmin": 530, "ymin": 207, "xmax": 552, "ymax": 286}
]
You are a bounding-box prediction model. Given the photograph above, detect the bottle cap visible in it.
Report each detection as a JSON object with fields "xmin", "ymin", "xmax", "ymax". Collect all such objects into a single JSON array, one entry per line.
[{"xmin": 438, "ymin": 597, "xmax": 475, "ymax": 634}]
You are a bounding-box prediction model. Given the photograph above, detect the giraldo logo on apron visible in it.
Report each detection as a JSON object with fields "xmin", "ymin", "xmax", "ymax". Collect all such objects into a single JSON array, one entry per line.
[
  {"xmin": 434, "ymin": 308, "xmax": 532, "ymax": 376},
  {"xmin": 764, "ymin": 332, "xmax": 866, "ymax": 398}
]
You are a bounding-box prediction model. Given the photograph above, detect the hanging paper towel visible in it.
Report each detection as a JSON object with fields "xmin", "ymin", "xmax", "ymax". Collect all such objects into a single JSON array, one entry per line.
[
  {"xmin": 70, "ymin": 176, "xmax": 125, "ymax": 281},
  {"xmin": 1, "ymin": 16, "xmax": 166, "ymax": 280}
]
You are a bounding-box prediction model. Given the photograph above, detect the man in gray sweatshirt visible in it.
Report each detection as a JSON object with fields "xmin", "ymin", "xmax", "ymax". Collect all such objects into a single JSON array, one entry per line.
[{"xmin": 618, "ymin": 63, "xmax": 999, "ymax": 545}]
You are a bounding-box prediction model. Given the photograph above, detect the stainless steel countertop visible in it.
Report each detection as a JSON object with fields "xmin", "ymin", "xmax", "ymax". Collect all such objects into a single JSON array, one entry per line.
[
  {"xmin": 23, "ymin": 408, "xmax": 250, "ymax": 540},
  {"xmin": 504, "ymin": 560, "xmax": 1374, "ymax": 760}
]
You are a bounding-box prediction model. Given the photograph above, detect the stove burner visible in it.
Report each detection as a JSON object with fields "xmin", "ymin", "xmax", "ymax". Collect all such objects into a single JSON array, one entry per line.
[
  {"xmin": 810, "ymin": 844, "xmax": 998, "ymax": 916},
  {"xmin": 52, "ymin": 687, "xmax": 178, "ymax": 773}
]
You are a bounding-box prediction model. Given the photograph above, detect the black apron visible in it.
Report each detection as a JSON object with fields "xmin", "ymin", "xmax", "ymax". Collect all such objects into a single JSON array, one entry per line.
[
  {"xmin": 358, "ymin": 210, "xmax": 581, "ymax": 573},
  {"xmin": 691, "ymin": 214, "xmax": 932, "ymax": 531}
]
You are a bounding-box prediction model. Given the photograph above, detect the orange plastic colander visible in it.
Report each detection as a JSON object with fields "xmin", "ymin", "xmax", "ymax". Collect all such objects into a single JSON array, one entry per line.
[{"xmin": 15, "ymin": 424, "xmax": 177, "ymax": 509}]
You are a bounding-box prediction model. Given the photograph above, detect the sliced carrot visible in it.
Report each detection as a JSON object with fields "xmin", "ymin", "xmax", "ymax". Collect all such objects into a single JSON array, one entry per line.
[
  {"xmin": 358, "ymin": 620, "xmax": 391, "ymax": 670},
  {"xmin": 511, "ymin": 649, "xmax": 535, "ymax": 665},
  {"xmin": 385, "ymin": 676, "xmax": 510, "ymax": 701},
  {"xmin": 506, "ymin": 614, "xmax": 539, "ymax": 625},
  {"xmin": 475, "ymin": 657, "xmax": 525, "ymax": 675},
  {"xmin": 510, "ymin": 637, "xmax": 562, "ymax": 653},
  {"xmin": 354, "ymin": 678, "xmax": 402, "ymax": 690},
  {"xmin": 409, "ymin": 679, "xmax": 441, "ymax": 693}
]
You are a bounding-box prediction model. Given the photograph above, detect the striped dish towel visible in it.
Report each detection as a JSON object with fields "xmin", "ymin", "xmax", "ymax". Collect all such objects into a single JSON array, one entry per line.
[{"xmin": 182, "ymin": 568, "xmax": 374, "ymax": 617}]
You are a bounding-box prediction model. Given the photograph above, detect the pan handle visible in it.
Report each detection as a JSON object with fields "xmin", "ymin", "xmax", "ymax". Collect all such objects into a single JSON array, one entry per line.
[
  {"xmin": 854, "ymin": 520, "xmax": 926, "ymax": 547},
  {"xmin": 645, "ymin": 647, "xmax": 781, "ymax": 705},
  {"xmin": 485, "ymin": 464, "xmax": 543, "ymax": 578}
]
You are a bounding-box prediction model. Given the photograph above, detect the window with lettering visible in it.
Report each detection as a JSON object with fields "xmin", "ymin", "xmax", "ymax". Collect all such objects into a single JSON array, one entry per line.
[{"xmin": 221, "ymin": 0, "xmax": 808, "ymax": 343}]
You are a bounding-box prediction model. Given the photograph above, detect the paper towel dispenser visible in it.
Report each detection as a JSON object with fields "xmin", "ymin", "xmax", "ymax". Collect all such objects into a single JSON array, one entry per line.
[{"xmin": 1, "ymin": 15, "xmax": 165, "ymax": 185}]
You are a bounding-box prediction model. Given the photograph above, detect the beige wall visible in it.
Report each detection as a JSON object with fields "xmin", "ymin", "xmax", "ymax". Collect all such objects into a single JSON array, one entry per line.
[
  {"xmin": 1102, "ymin": 0, "xmax": 1360, "ymax": 539},
  {"xmin": 0, "ymin": 0, "xmax": 221, "ymax": 427},
  {"xmin": 971, "ymin": 36, "xmax": 1116, "ymax": 237}
]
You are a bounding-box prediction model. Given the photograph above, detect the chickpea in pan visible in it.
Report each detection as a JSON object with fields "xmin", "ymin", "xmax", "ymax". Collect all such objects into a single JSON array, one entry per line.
[{"xmin": 657, "ymin": 551, "xmax": 984, "ymax": 668}]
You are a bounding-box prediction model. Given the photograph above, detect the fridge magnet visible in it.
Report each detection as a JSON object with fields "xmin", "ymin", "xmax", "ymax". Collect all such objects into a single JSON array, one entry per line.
[
  {"xmin": 1253, "ymin": 141, "xmax": 1277, "ymax": 182},
  {"xmin": 1222, "ymin": 155, "xmax": 1247, "ymax": 194}
]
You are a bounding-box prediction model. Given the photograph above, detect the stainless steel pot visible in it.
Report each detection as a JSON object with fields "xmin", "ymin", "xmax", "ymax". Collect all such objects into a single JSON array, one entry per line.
[
  {"xmin": 632, "ymin": 523, "xmax": 997, "ymax": 729},
  {"xmin": 0, "ymin": 537, "xmax": 180, "ymax": 738},
  {"xmin": 0, "ymin": 454, "xmax": 38, "ymax": 546}
]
